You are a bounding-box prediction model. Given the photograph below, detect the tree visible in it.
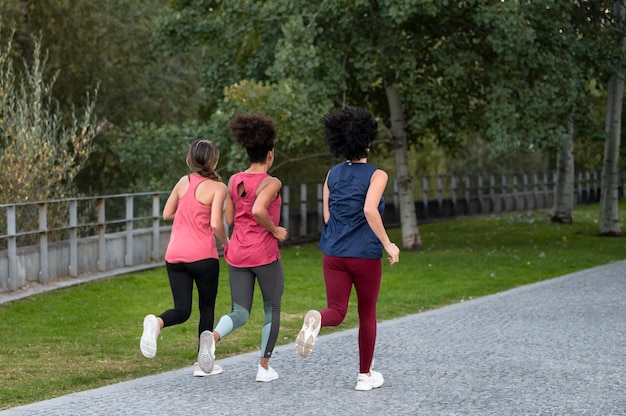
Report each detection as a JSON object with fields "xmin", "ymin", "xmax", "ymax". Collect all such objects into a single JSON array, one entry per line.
[
  {"xmin": 0, "ymin": 33, "xmax": 98, "ymax": 204},
  {"xmin": 0, "ymin": 0, "xmax": 212, "ymax": 195},
  {"xmin": 458, "ymin": 0, "xmax": 619, "ymax": 224},
  {"xmin": 0, "ymin": 0, "xmax": 202, "ymax": 125},
  {"xmin": 157, "ymin": 0, "xmax": 624, "ymax": 248},
  {"xmin": 553, "ymin": 118, "xmax": 575, "ymax": 224},
  {"xmin": 599, "ymin": 0, "xmax": 625, "ymax": 236}
]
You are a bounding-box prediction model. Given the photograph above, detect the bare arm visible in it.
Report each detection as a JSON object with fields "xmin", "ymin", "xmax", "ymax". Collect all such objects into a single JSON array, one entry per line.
[
  {"xmin": 224, "ymin": 176, "xmax": 234, "ymax": 227},
  {"xmin": 252, "ymin": 176, "xmax": 287, "ymax": 242},
  {"xmin": 162, "ymin": 176, "xmax": 187, "ymax": 221},
  {"xmin": 364, "ymin": 169, "xmax": 399, "ymax": 264},
  {"xmin": 211, "ymin": 182, "xmax": 230, "ymax": 247},
  {"xmin": 322, "ymin": 171, "xmax": 330, "ymax": 224}
]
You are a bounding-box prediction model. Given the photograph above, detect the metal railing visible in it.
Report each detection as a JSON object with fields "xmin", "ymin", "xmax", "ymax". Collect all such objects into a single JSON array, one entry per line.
[{"xmin": 1, "ymin": 170, "xmax": 618, "ymax": 294}]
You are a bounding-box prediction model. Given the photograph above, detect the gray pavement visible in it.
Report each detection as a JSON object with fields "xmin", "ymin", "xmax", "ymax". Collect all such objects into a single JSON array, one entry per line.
[{"xmin": 1, "ymin": 261, "xmax": 625, "ymax": 415}]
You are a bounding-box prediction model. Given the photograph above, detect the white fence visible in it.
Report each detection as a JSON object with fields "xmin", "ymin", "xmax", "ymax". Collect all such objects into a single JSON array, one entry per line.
[{"xmin": 0, "ymin": 170, "xmax": 617, "ymax": 294}]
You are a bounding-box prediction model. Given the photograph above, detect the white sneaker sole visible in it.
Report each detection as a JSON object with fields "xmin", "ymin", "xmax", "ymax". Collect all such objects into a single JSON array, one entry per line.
[
  {"xmin": 140, "ymin": 314, "xmax": 158, "ymax": 358},
  {"xmin": 193, "ymin": 363, "xmax": 223, "ymax": 377},
  {"xmin": 198, "ymin": 331, "xmax": 215, "ymax": 373},
  {"xmin": 295, "ymin": 310, "xmax": 321, "ymax": 357}
]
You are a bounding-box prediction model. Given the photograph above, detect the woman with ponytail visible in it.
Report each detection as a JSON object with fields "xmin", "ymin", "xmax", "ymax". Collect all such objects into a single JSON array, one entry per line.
[{"xmin": 140, "ymin": 139, "xmax": 230, "ymax": 377}]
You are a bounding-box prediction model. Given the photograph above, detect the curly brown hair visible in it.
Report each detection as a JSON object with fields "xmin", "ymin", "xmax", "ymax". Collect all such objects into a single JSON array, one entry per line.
[
  {"xmin": 228, "ymin": 113, "xmax": 276, "ymax": 164},
  {"xmin": 322, "ymin": 107, "xmax": 378, "ymax": 160}
]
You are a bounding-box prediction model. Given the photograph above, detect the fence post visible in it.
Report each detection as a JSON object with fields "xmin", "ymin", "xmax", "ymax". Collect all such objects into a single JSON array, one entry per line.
[
  {"xmin": 282, "ymin": 186, "xmax": 290, "ymax": 232},
  {"xmin": 152, "ymin": 194, "xmax": 160, "ymax": 262},
  {"xmin": 393, "ymin": 178, "xmax": 399, "ymax": 213},
  {"xmin": 422, "ymin": 177, "xmax": 429, "ymax": 216},
  {"xmin": 97, "ymin": 198, "xmax": 106, "ymax": 272},
  {"xmin": 451, "ymin": 175, "xmax": 457, "ymax": 213},
  {"xmin": 501, "ymin": 174, "xmax": 507, "ymax": 210},
  {"xmin": 585, "ymin": 170, "xmax": 593, "ymax": 202},
  {"xmin": 532, "ymin": 173, "xmax": 539, "ymax": 209},
  {"xmin": 437, "ymin": 175, "xmax": 443, "ymax": 210},
  {"xmin": 125, "ymin": 195, "xmax": 133, "ymax": 266},
  {"xmin": 300, "ymin": 184, "xmax": 307, "ymax": 238},
  {"xmin": 464, "ymin": 176, "xmax": 470, "ymax": 212},
  {"xmin": 489, "ymin": 175, "xmax": 496, "ymax": 212},
  {"xmin": 317, "ymin": 183, "xmax": 323, "ymax": 227},
  {"xmin": 577, "ymin": 171, "xmax": 583, "ymax": 203},
  {"xmin": 522, "ymin": 174, "xmax": 529, "ymax": 210},
  {"xmin": 39, "ymin": 203, "xmax": 49, "ymax": 284},
  {"xmin": 543, "ymin": 172, "xmax": 548, "ymax": 208},
  {"xmin": 69, "ymin": 200, "xmax": 78, "ymax": 277},
  {"xmin": 7, "ymin": 205, "xmax": 17, "ymax": 291},
  {"xmin": 477, "ymin": 174, "xmax": 484, "ymax": 213},
  {"xmin": 512, "ymin": 175, "xmax": 519, "ymax": 211}
]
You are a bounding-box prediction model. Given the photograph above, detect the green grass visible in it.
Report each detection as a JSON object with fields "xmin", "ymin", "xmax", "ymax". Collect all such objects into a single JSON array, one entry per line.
[{"xmin": 1, "ymin": 202, "xmax": 625, "ymax": 409}]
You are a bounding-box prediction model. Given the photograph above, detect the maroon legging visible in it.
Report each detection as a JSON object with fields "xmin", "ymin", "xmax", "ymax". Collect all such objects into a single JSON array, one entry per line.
[{"xmin": 320, "ymin": 255, "xmax": 382, "ymax": 374}]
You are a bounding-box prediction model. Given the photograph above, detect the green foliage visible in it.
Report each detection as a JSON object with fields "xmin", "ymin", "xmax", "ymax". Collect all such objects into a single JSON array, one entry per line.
[
  {"xmin": 1, "ymin": 201, "xmax": 625, "ymax": 409},
  {"xmin": 0, "ymin": 33, "xmax": 98, "ymax": 203},
  {"xmin": 77, "ymin": 121, "xmax": 215, "ymax": 194},
  {"xmin": 207, "ymin": 79, "xmax": 333, "ymax": 181},
  {"xmin": 0, "ymin": 0, "xmax": 203, "ymax": 125}
]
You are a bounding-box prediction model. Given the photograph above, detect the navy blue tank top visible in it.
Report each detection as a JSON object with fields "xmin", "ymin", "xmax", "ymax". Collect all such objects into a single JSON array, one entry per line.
[{"xmin": 318, "ymin": 161, "xmax": 384, "ymax": 259}]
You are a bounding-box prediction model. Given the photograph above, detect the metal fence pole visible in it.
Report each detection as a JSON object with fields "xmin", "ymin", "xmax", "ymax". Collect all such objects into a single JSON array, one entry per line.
[
  {"xmin": 69, "ymin": 200, "xmax": 78, "ymax": 277},
  {"xmin": 282, "ymin": 186, "xmax": 290, "ymax": 232},
  {"xmin": 125, "ymin": 195, "xmax": 133, "ymax": 266},
  {"xmin": 152, "ymin": 194, "xmax": 160, "ymax": 262},
  {"xmin": 39, "ymin": 203, "xmax": 49, "ymax": 284},
  {"xmin": 7, "ymin": 205, "xmax": 17, "ymax": 291},
  {"xmin": 300, "ymin": 183, "xmax": 307, "ymax": 238},
  {"xmin": 97, "ymin": 198, "xmax": 106, "ymax": 272}
]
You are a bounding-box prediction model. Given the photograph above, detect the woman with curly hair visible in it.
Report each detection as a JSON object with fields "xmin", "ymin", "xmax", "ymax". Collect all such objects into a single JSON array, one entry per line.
[
  {"xmin": 140, "ymin": 139, "xmax": 229, "ymax": 377},
  {"xmin": 200, "ymin": 113, "xmax": 287, "ymax": 382},
  {"xmin": 295, "ymin": 106, "xmax": 400, "ymax": 391}
]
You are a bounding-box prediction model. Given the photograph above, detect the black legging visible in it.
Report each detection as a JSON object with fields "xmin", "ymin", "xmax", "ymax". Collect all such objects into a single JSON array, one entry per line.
[{"xmin": 161, "ymin": 258, "xmax": 219, "ymax": 338}]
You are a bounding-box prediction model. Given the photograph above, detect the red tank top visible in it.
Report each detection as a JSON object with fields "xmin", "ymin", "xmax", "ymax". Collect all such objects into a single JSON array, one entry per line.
[
  {"xmin": 224, "ymin": 172, "xmax": 281, "ymax": 267},
  {"xmin": 165, "ymin": 174, "xmax": 219, "ymax": 263}
]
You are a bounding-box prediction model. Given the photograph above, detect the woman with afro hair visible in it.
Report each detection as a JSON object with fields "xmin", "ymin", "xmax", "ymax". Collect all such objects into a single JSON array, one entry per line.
[
  {"xmin": 295, "ymin": 106, "xmax": 400, "ymax": 391},
  {"xmin": 199, "ymin": 113, "xmax": 287, "ymax": 382}
]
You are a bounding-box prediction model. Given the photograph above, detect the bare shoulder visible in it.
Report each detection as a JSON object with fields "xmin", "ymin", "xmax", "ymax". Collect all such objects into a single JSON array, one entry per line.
[
  {"xmin": 371, "ymin": 169, "xmax": 388, "ymax": 182},
  {"xmin": 260, "ymin": 175, "xmax": 282, "ymax": 189}
]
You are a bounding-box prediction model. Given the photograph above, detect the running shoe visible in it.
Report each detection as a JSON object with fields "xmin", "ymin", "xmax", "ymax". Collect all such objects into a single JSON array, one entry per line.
[
  {"xmin": 198, "ymin": 330, "xmax": 215, "ymax": 374},
  {"xmin": 355, "ymin": 370, "xmax": 384, "ymax": 391},
  {"xmin": 295, "ymin": 310, "xmax": 321, "ymax": 357},
  {"xmin": 193, "ymin": 362, "xmax": 223, "ymax": 377},
  {"xmin": 255, "ymin": 364, "xmax": 279, "ymax": 382},
  {"xmin": 140, "ymin": 314, "xmax": 159, "ymax": 358}
]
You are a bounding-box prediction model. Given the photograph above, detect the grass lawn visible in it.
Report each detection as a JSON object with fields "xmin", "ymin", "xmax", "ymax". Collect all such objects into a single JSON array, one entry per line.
[{"xmin": 0, "ymin": 202, "xmax": 625, "ymax": 409}]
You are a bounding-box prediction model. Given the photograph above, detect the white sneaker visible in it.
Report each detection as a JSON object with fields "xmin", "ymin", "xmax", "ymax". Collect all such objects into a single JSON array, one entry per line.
[
  {"xmin": 140, "ymin": 314, "xmax": 159, "ymax": 358},
  {"xmin": 355, "ymin": 370, "xmax": 384, "ymax": 391},
  {"xmin": 198, "ymin": 330, "xmax": 215, "ymax": 373},
  {"xmin": 255, "ymin": 364, "xmax": 279, "ymax": 382},
  {"xmin": 295, "ymin": 310, "xmax": 321, "ymax": 357},
  {"xmin": 193, "ymin": 362, "xmax": 223, "ymax": 377}
]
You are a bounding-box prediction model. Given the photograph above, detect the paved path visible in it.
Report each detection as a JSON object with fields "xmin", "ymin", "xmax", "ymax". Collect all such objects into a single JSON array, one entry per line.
[{"xmin": 2, "ymin": 261, "xmax": 625, "ymax": 415}]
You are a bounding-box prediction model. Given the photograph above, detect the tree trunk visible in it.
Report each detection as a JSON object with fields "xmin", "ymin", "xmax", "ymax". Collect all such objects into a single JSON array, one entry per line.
[
  {"xmin": 385, "ymin": 84, "xmax": 422, "ymax": 250},
  {"xmin": 552, "ymin": 115, "xmax": 575, "ymax": 224},
  {"xmin": 599, "ymin": 0, "xmax": 625, "ymax": 236}
]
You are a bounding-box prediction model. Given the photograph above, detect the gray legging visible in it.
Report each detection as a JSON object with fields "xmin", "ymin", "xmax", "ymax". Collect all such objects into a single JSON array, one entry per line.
[{"xmin": 214, "ymin": 260, "xmax": 284, "ymax": 358}]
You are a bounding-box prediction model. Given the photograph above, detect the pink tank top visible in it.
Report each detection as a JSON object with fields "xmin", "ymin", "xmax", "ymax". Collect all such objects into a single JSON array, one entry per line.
[
  {"xmin": 224, "ymin": 172, "xmax": 281, "ymax": 268},
  {"xmin": 165, "ymin": 174, "xmax": 219, "ymax": 263}
]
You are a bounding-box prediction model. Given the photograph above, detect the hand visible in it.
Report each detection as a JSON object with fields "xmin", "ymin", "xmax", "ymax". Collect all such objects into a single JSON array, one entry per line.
[
  {"xmin": 273, "ymin": 226, "xmax": 288, "ymax": 242},
  {"xmin": 384, "ymin": 242, "xmax": 399, "ymax": 265}
]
